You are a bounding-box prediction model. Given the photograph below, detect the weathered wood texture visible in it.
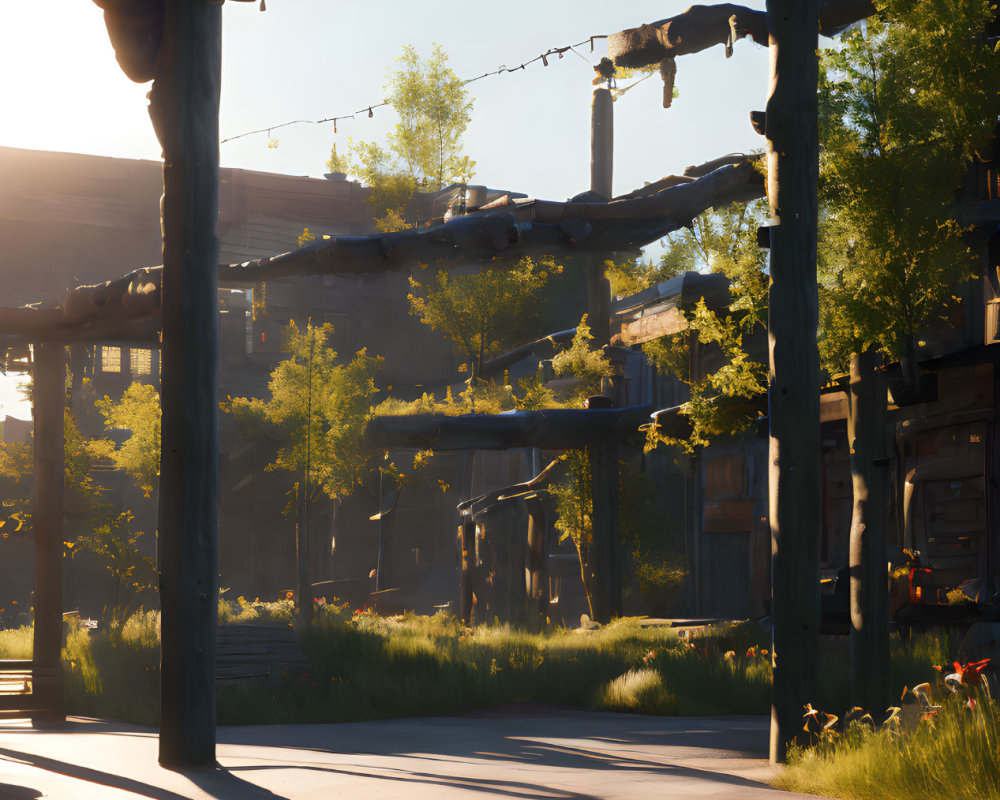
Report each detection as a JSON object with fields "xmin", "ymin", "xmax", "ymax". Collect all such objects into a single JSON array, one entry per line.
[
  {"xmin": 588, "ymin": 87, "xmax": 615, "ymax": 346},
  {"xmin": 459, "ymin": 519, "xmax": 475, "ymax": 625},
  {"xmin": 766, "ymin": 0, "xmax": 822, "ymax": 765},
  {"xmin": 847, "ymin": 348, "xmax": 890, "ymax": 712},
  {"xmin": 92, "ymin": 0, "xmax": 163, "ymax": 83},
  {"xmin": 525, "ymin": 497, "xmax": 549, "ymax": 619},
  {"xmin": 215, "ymin": 625, "xmax": 307, "ymax": 684},
  {"xmin": 589, "ymin": 438, "xmax": 622, "ymax": 622},
  {"xmin": 609, "ymin": 1, "xmax": 874, "ymax": 68},
  {"xmin": 370, "ymin": 405, "xmax": 652, "ymax": 452},
  {"xmin": 31, "ymin": 342, "xmax": 65, "ymax": 728},
  {"xmin": 151, "ymin": 0, "xmax": 221, "ymax": 768},
  {"xmin": 0, "ymin": 158, "xmax": 763, "ymax": 347}
]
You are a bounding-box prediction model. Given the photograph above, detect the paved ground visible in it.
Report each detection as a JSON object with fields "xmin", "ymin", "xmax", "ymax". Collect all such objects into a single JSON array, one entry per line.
[{"xmin": 0, "ymin": 707, "xmax": 831, "ymax": 800}]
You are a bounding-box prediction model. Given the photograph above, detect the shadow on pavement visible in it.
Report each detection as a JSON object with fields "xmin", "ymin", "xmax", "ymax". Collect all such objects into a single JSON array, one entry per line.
[{"xmin": 0, "ymin": 747, "xmax": 288, "ymax": 800}]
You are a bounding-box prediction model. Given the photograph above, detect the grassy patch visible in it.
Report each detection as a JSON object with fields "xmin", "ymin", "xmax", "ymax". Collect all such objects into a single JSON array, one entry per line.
[
  {"xmin": 0, "ymin": 625, "xmax": 33, "ymax": 659},
  {"xmin": 775, "ymin": 692, "xmax": 1000, "ymax": 800},
  {"xmin": 12, "ymin": 607, "xmax": 964, "ymax": 733}
]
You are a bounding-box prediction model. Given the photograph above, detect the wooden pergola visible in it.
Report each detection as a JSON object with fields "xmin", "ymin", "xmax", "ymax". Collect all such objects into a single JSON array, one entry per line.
[{"xmin": 8, "ymin": 0, "xmax": 873, "ymax": 767}]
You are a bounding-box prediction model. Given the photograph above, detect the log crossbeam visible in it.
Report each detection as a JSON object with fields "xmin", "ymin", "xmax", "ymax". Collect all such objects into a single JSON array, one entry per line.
[{"xmin": 0, "ymin": 158, "xmax": 763, "ymax": 346}]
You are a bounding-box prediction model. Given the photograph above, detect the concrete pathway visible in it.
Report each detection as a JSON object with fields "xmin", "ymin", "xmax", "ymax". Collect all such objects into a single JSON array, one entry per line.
[{"xmin": 0, "ymin": 707, "xmax": 831, "ymax": 799}]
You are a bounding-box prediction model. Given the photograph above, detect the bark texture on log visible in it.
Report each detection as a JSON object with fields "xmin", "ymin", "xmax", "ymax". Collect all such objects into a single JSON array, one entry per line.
[
  {"xmin": 609, "ymin": 1, "xmax": 874, "ymax": 69},
  {"xmin": 459, "ymin": 519, "xmax": 475, "ymax": 625},
  {"xmin": 526, "ymin": 496, "xmax": 549, "ymax": 619},
  {"xmin": 93, "ymin": 0, "xmax": 163, "ymax": 83},
  {"xmin": 766, "ymin": 0, "xmax": 822, "ymax": 765},
  {"xmin": 0, "ymin": 157, "xmax": 763, "ymax": 347},
  {"xmin": 223, "ymin": 161, "xmax": 763, "ymax": 284},
  {"xmin": 152, "ymin": 0, "xmax": 221, "ymax": 768},
  {"xmin": 589, "ymin": 438, "xmax": 622, "ymax": 623},
  {"xmin": 847, "ymin": 348, "xmax": 890, "ymax": 713},
  {"xmin": 31, "ymin": 342, "xmax": 65, "ymax": 728},
  {"xmin": 369, "ymin": 405, "xmax": 652, "ymax": 452}
]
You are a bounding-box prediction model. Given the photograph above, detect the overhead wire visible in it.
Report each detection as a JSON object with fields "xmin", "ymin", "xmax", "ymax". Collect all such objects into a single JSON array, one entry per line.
[{"xmin": 220, "ymin": 35, "xmax": 609, "ymax": 145}]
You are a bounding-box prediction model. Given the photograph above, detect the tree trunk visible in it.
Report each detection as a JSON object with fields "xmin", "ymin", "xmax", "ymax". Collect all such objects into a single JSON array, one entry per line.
[
  {"xmin": 847, "ymin": 348, "xmax": 890, "ymax": 712},
  {"xmin": 766, "ymin": 0, "xmax": 822, "ymax": 764},
  {"xmin": 296, "ymin": 483, "xmax": 312, "ymax": 625},
  {"xmin": 31, "ymin": 341, "xmax": 65, "ymax": 728},
  {"xmin": 152, "ymin": 0, "xmax": 222, "ymax": 768}
]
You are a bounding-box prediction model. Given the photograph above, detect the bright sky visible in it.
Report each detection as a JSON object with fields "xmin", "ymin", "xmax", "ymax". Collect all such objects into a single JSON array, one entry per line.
[{"xmin": 0, "ymin": 0, "xmax": 780, "ymax": 419}]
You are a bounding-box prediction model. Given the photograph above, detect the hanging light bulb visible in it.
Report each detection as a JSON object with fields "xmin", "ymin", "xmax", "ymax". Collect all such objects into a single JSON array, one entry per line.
[
  {"xmin": 333, "ymin": 119, "xmax": 337, "ymax": 134},
  {"xmin": 368, "ymin": 107, "xmax": 374, "ymax": 118}
]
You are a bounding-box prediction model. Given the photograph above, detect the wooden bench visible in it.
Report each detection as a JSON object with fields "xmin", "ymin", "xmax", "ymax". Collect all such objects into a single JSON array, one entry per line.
[
  {"xmin": 216, "ymin": 625, "xmax": 308, "ymax": 686},
  {"xmin": 0, "ymin": 660, "xmax": 56, "ymax": 721}
]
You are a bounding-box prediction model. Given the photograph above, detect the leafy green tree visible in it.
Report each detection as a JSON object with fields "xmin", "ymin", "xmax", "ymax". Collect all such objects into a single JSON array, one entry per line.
[
  {"xmin": 89, "ymin": 383, "xmax": 161, "ymax": 498},
  {"xmin": 224, "ymin": 321, "xmax": 384, "ymax": 619},
  {"xmin": 642, "ymin": 200, "xmax": 769, "ymax": 453},
  {"xmin": 817, "ymin": 0, "xmax": 1000, "ymax": 384},
  {"xmin": 329, "ymin": 44, "xmax": 475, "ymax": 229},
  {"xmin": 408, "ymin": 257, "xmax": 558, "ymax": 384},
  {"xmin": 816, "ymin": 0, "xmax": 1000, "ymax": 712},
  {"xmin": 224, "ymin": 320, "xmax": 383, "ymax": 502}
]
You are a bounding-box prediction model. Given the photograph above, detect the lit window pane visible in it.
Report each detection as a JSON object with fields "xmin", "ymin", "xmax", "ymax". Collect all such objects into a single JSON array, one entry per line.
[
  {"xmin": 131, "ymin": 348, "xmax": 151, "ymax": 376},
  {"xmin": 101, "ymin": 347, "xmax": 121, "ymax": 373}
]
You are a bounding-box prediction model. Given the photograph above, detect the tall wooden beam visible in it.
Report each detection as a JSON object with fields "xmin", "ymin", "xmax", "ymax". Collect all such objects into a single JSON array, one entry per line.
[
  {"xmin": 151, "ymin": 0, "xmax": 222, "ymax": 768},
  {"xmin": 766, "ymin": 0, "xmax": 821, "ymax": 764},
  {"xmin": 525, "ymin": 496, "xmax": 548, "ymax": 621},
  {"xmin": 31, "ymin": 342, "xmax": 65, "ymax": 728},
  {"xmin": 847, "ymin": 349, "xmax": 890, "ymax": 712},
  {"xmin": 459, "ymin": 518, "xmax": 475, "ymax": 625},
  {"xmin": 588, "ymin": 87, "xmax": 614, "ymax": 346},
  {"xmin": 589, "ymin": 438, "xmax": 622, "ymax": 623}
]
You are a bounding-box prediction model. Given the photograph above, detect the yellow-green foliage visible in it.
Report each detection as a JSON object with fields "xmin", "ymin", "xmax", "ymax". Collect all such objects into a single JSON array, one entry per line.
[
  {"xmin": 91, "ymin": 383, "xmax": 161, "ymax": 497},
  {"xmin": 223, "ymin": 320, "xmax": 384, "ymax": 501},
  {"xmin": 408, "ymin": 256, "xmax": 557, "ymax": 381},
  {"xmin": 550, "ymin": 315, "xmax": 613, "ymax": 407},
  {"xmin": 777, "ymin": 692, "xmax": 1000, "ymax": 800},
  {"xmin": 218, "ymin": 595, "xmax": 295, "ymax": 626},
  {"xmin": 597, "ymin": 668, "xmax": 676, "ymax": 713},
  {"xmin": 0, "ymin": 625, "xmax": 32, "ymax": 659}
]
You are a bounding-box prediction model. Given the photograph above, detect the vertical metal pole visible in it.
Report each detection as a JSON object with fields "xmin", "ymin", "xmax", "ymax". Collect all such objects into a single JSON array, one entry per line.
[
  {"xmin": 151, "ymin": 0, "xmax": 221, "ymax": 768},
  {"xmin": 766, "ymin": 0, "xmax": 821, "ymax": 764},
  {"xmin": 31, "ymin": 342, "xmax": 65, "ymax": 728}
]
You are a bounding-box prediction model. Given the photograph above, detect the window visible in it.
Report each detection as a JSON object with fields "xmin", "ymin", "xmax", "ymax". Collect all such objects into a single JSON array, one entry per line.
[
  {"xmin": 101, "ymin": 347, "xmax": 121, "ymax": 373},
  {"xmin": 131, "ymin": 348, "xmax": 152, "ymax": 376}
]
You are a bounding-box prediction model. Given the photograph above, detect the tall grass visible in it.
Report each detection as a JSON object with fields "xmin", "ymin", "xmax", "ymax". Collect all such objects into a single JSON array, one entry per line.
[
  {"xmin": 775, "ymin": 692, "xmax": 1000, "ymax": 800},
  {"xmin": 0, "ymin": 625, "xmax": 33, "ymax": 659},
  {"xmin": 63, "ymin": 611, "xmax": 160, "ymax": 725},
  {"xmin": 5, "ymin": 606, "xmax": 965, "ymax": 734},
  {"xmin": 218, "ymin": 612, "xmax": 687, "ymax": 724}
]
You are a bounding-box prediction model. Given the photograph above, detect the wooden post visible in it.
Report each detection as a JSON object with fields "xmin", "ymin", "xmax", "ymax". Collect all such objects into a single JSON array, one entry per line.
[
  {"xmin": 525, "ymin": 496, "xmax": 548, "ymax": 621},
  {"xmin": 591, "ymin": 88, "xmax": 613, "ymax": 199},
  {"xmin": 150, "ymin": 0, "xmax": 222, "ymax": 768},
  {"xmin": 765, "ymin": 0, "xmax": 821, "ymax": 764},
  {"xmin": 459, "ymin": 518, "xmax": 475, "ymax": 625},
  {"xmin": 31, "ymin": 341, "xmax": 65, "ymax": 728},
  {"xmin": 588, "ymin": 87, "xmax": 614, "ymax": 346},
  {"xmin": 296, "ymin": 484, "xmax": 311, "ymax": 623},
  {"xmin": 847, "ymin": 348, "xmax": 889, "ymax": 712},
  {"xmin": 589, "ymin": 439, "xmax": 622, "ymax": 623}
]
